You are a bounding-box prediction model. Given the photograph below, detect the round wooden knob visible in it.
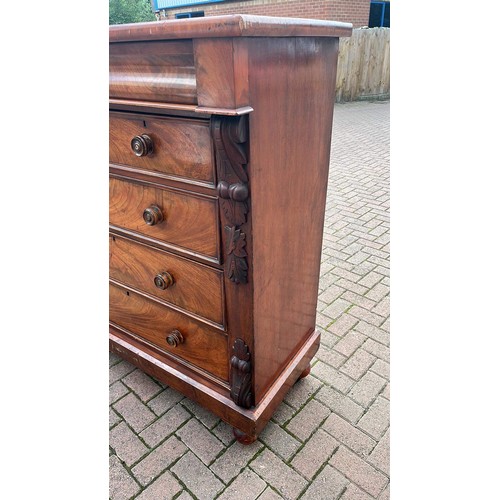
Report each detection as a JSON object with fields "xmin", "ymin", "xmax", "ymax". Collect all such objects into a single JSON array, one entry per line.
[
  {"xmin": 131, "ymin": 134, "xmax": 153, "ymax": 157},
  {"xmin": 143, "ymin": 205, "xmax": 163, "ymax": 226},
  {"xmin": 166, "ymin": 329, "xmax": 184, "ymax": 347},
  {"xmin": 154, "ymin": 271, "xmax": 175, "ymax": 290}
]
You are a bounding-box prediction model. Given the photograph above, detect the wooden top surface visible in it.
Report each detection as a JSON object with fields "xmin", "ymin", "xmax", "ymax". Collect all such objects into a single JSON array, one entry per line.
[{"xmin": 109, "ymin": 14, "xmax": 353, "ymax": 42}]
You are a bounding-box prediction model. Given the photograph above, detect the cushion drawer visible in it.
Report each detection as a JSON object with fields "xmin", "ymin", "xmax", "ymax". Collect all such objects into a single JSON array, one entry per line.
[
  {"xmin": 109, "ymin": 177, "xmax": 219, "ymax": 261},
  {"xmin": 109, "ymin": 40, "xmax": 197, "ymax": 104},
  {"xmin": 109, "ymin": 113, "xmax": 214, "ymax": 186},
  {"xmin": 110, "ymin": 283, "xmax": 228, "ymax": 381},
  {"xmin": 109, "ymin": 235, "xmax": 224, "ymax": 326}
]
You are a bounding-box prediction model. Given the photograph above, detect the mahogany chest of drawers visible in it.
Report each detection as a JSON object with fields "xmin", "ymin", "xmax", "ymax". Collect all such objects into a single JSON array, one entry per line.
[{"xmin": 109, "ymin": 14, "xmax": 352, "ymax": 443}]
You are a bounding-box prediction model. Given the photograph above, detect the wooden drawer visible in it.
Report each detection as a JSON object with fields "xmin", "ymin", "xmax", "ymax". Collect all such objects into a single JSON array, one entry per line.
[
  {"xmin": 109, "ymin": 235, "xmax": 224, "ymax": 326},
  {"xmin": 109, "ymin": 40, "xmax": 197, "ymax": 104},
  {"xmin": 109, "ymin": 283, "xmax": 228, "ymax": 381},
  {"xmin": 109, "ymin": 112, "xmax": 215, "ymax": 186},
  {"xmin": 109, "ymin": 177, "xmax": 219, "ymax": 261}
]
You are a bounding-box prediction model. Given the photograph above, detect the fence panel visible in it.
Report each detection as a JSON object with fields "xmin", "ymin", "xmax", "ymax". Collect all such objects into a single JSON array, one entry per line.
[{"xmin": 336, "ymin": 27, "xmax": 390, "ymax": 102}]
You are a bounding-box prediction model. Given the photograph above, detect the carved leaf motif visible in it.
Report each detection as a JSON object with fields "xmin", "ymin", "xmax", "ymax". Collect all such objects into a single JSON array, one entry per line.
[
  {"xmin": 225, "ymin": 226, "xmax": 248, "ymax": 284},
  {"xmin": 220, "ymin": 198, "xmax": 248, "ymax": 227}
]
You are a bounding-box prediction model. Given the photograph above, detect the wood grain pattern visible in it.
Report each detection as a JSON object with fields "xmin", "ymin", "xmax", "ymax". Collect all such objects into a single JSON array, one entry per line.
[
  {"xmin": 109, "ymin": 40, "xmax": 197, "ymax": 103},
  {"xmin": 109, "ymin": 176, "xmax": 219, "ymax": 260},
  {"xmin": 109, "ymin": 235, "xmax": 224, "ymax": 326},
  {"xmin": 193, "ymin": 39, "xmax": 236, "ymax": 109},
  {"xmin": 245, "ymin": 37, "xmax": 339, "ymax": 402},
  {"xmin": 109, "ymin": 15, "xmax": 353, "ymax": 42},
  {"xmin": 109, "ymin": 112, "xmax": 214, "ymax": 185},
  {"xmin": 110, "ymin": 283, "xmax": 228, "ymax": 381}
]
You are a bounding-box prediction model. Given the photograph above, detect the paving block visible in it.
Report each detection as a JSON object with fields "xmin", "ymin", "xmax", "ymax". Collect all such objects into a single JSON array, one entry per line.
[
  {"xmin": 312, "ymin": 360, "xmax": 355, "ymax": 393},
  {"xmin": 132, "ymin": 436, "xmax": 187, "ymax": 486},
  {"xmin": 339, "ymin": 349, "xmax": 376, "ymax": 381},
  {"xmin": 322, "ymin": 412, "xmax": 376, "ymax": 457},
  {"xmin": 334, "ymin": 330, "xmax": 367, "ymax": 358},
  {"xmin": 134, "ymin": 471, "xmax": 182, "ymax": 499},
  {"xmin": 122, "ymin": 369, "xmax": 163, "ymax": 402},
  {"xmin": 258, "ymin": 421, "xmax": 301, "ymax": 461},
  {"xmin": 139, "ymin": 403, "xmax": 190, "ymax": 448},
  {"xmin": 291, "ymin": 429, "xmax": 339, "ymax": 480},
  {"xmin": 211, "ymin": 440, "xmax": 263, "ymax": 484},
  {"xmin": 286, "ymin": 399, "xmax": 330, "ymax": 442},
  {"xmin": 109, "ymin": 422, "xmax": 148, "ymax": 467},
  {"xmin": 348, "ymin": 371, "xmax": 387, "ymax": 407},
  {"xmin": 250, "ymin": 449, "xmax": 307, "ymax": 500},
  {"xmin": 176, "ymin": 417, "xmax": 225, "ymax": 465},
  {"xmin": 330, "ymin": 446, "xmax": 388, "ymax": 497},
  {"xmin": 357, "ymin": 397, "xmax": 390, "ymax": 440},
  {"xmin": 171, "ymin": 451, "xmax": 224, "ymax": 500},
  {"xmin": 112, "ymin": 393, "xmax": 157, "ymax": 434},
  {"xmin": 315, "ymin": 386, "xmax": 364, "ymax": 423},
  {"xmin": 218, "ymin": 468, "xmax": 267, "ymax": 500},
  {"xmin": 367, "ymin": 428, "xmax": 390, "ymax": 475},
  {"xmin": 147, "ymin": 387, "xmax": 184, "ymax": 416},
  {"xmin": 109, "ymin": 455, "xmax": 140, "ymax": 500},
  {"xmin": 300, "ymin": 465, "xmax": 348, "ymax": 500}
]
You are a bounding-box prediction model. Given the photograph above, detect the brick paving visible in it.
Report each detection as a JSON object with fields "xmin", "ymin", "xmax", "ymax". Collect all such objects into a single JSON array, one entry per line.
[{"xmin": 109, "ymin": 100, "xmax": 390, "ymax": 499}]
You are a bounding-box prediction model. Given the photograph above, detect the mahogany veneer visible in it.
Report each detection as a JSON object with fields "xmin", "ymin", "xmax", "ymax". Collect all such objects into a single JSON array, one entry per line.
[{"xmin": 109, "ymin": 14, "xmax": 352, "ymax": 442}]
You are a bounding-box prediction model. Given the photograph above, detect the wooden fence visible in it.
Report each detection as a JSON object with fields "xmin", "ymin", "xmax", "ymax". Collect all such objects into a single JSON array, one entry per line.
[{"xmin": 335, "ymin": 27, "xmax": 390, "ymax": 102}]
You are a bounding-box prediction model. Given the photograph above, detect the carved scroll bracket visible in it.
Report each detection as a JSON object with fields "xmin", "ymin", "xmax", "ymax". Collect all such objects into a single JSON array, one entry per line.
[
  {"xmin": 211, "ymin": 116, "xmax": 249, "ymax": 284},
  {"xmin": 230, "ymin": 338, "xmax": 253, "ymax": 408}
]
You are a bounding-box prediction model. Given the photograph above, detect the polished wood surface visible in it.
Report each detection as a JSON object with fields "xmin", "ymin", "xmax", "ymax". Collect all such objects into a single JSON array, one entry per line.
[
  {"xmin": 193, "ymin": 39, "xmax": 249, "ymax": 109},
  {"xmin": 247, "ymin": 37, "xmax": 339, "ymax": 401},
  {"xmin": 109, "ymin": 14, "xmax": 353, "ymax": 42},
  {"xmin": 109, "ymin": 40, "xmax": 197, "ymax": 103},
  {"xmin": 109, "ymin": 15, "xmax": 351, "ymax": 441},
  {"xmin": 109, "ymin": 176, "xmax": 219, "ymax": 259},
  {"xmin": 110, "ymin": 283, "xmax": 228, "ymax": 380},
  {"xmin": 109, "ymin": 235, "xmax": 225, "ymax": 326},
  {"xmin": 110, "ymin": 112, "xmax": 215, "ymax": 185}
]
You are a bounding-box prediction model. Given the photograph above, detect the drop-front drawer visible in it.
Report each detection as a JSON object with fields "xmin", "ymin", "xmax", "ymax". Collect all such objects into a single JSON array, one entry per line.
[
  {"xmin": 109, "ymin": 177, "xmax": 219, "ymax": 261},
  {"xmin": 109, "ymin": 235, "xmax": 224, "ymax": 326},
  {"xmin": 109, "ymin": 283, "xmax": 228, "ymax": 381},
  {"xmin": 109, "ymin": 112, "xmax": 215, "ymax": 186}
]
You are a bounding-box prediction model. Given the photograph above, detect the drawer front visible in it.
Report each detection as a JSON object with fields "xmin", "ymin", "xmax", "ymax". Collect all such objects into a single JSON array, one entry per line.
[
  {"xmin": 110, "ymin": 283, "xmax": 228, "ymax": 381},
  {"xmin": 109, "ymin": 177, "xmax": 219, "ymax": 260},
  {"xmin": 109, "ymin": 235, "xmax": 224, "ymax": 326},
  {"xmin": 109, "ymin": 113, "xmax": 214, "ymax": 185},
  {"xmin": 109, "ymin": 40, "xmax": 197, "ymax": 104}
]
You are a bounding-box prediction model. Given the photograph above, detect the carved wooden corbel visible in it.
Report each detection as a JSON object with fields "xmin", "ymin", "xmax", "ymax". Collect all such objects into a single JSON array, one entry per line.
[
  {"xmin": 230, "ymin": 338, "xmax": 253, "ymax": 408},
  {"xmin": 211, "ymin": 116, "xmax": 250, "ymax": 284}
]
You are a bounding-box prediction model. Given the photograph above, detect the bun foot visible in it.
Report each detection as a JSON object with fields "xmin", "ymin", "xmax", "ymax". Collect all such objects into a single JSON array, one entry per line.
[
  {"xmin": 298, "ymin": 363, "xmax": 311, "ymax": 380},
  {"xmin": 233, "ymin": 428, "xmax": 257, "ymax": 445}
]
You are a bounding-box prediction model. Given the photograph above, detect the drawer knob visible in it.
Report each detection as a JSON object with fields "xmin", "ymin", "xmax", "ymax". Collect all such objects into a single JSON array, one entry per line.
[
  {"xmin": 143, "ymin": 205, "xmax": 163, "ymax": 226},
  {"xmin": 154, "ymin": 271, "xmax": 175, "ymax": 290},
  {"xmin": 166, "ymin": 329, "xmax": 184, "ymax": 348},
  {"xmin": 131, "ymin": 134, "xmax": 153, "ymax": 157}
]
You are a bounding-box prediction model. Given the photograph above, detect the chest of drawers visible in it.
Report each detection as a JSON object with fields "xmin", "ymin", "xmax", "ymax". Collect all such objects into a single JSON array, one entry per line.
[{"xmin": 109, "ymin": 14, "xmax": 352, "ymax": 443}]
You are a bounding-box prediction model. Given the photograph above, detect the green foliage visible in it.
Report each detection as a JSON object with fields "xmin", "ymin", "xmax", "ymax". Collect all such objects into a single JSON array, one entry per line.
[{"xmin": 109, "ymin": 0, "xmax": 156, "ymax": 25}]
